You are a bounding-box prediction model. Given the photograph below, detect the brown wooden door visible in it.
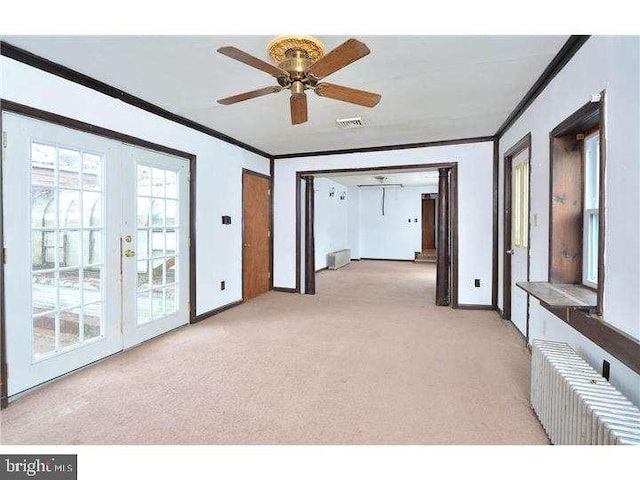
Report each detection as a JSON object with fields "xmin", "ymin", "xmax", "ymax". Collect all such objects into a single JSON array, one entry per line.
[
  {"xmin": 242, "ymin": 171, "xmax": 271, "ymax": 300},
  {"xmin": 422, "ymin": 197, "xmax": 436, "ymax": 251}
]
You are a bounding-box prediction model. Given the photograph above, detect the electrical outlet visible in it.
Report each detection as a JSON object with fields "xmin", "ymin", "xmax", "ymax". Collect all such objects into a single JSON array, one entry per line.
[
  {"xmin": 220, "ymin": 281, "xmax": 225, "ymax": 291},
  {"xmin": 474, "ymin": 279, "xmax": 480, "ymax": 288}
]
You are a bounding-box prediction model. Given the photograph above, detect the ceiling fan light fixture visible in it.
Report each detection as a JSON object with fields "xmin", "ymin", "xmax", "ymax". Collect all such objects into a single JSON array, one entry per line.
[{"xmin": 217, "ymin": 36, "xmax": 381, "ymax": 125}]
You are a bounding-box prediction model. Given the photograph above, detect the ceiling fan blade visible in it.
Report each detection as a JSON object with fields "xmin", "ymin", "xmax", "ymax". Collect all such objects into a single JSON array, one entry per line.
[
  {"xmin": 290, "ymin": 92, "xmax": 308, "ymax": 125},
  {"xmin": 315, "ymin": 83, "xmax": 381, "ymax": 108},
  {"xmin": 217, "ymin": 46, "xmax": 288, "ymax": 78},
  {"xmin": 217, "ymin": 86, "xmax": 282, "ymax": 105},
  {"xmin": 307, "ymin": 38, "xmax": 370, "ymax": 80}
]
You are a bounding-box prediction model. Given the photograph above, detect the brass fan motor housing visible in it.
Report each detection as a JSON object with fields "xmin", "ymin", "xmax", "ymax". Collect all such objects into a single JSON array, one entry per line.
[
  {"xmin": 278, "ymin": 50, "xmax": 313, "ymax": 80},
  {"xmin": 268, "ymin": 35, "xmax": 325, "ymax": 86}
]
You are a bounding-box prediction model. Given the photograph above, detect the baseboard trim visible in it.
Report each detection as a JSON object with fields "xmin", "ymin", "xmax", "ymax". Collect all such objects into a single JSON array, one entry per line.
[
  {"xmin": 359, "ymin": 258, "xmax": 415, "ymax": 262},
  {"xmin": 315, "ymin": 267, "xmax": 328, "ymax": 273},
  {"xmin": 455, "ymin": 304, "xmax": 495, "ymax": 310},
  {"xmin": 496, "ymin": 306, "xmax": 504, "ymax": 317},
  {"xmin": 193, "ymin": 300, "xmax": 244, "ymax": 323},
  {"xmin": 272, "ymin": 287, "xmax": 297, "ymax": 293}
]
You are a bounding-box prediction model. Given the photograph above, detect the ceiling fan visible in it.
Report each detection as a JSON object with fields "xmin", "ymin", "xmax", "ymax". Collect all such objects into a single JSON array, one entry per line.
[{"xmin": 216, "ymin": 35, "xmax": 382, "ymax": 125}]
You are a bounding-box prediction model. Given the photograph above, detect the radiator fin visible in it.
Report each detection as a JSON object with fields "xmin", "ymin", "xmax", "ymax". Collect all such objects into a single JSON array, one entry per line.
[
  {"xmin": 531, "ymin": 339, "xmax": 640, "ymax": 445},
  {"xmin": 327, "ymin": 249, "xmax": 351, "ymax": 270}
]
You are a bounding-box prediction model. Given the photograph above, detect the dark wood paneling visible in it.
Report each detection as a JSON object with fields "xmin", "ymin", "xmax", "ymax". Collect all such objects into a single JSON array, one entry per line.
[
  {"xmin": 273, "ymin": 137, "xmax": 494, "ymax": 160},
  {"xmin": 549, "ymin": 135, "xmax": 583, "ymax": 283},
  {"xmin": 421, "ymin": 198, "xmax": 436, "ymax": 251},
  {"xmin": 304, "ymin": 176, "xmax": 316, "ymax": 295},
  {"xmin": 495, "ymin": 36, "xmax": 591, "ymax": 138},
  {"xmin": 193, "ymin": 300, "xmax": 244, "ymax": 323},
  {"xmin": 540, "ymin": 304, "xmax": 640, "ymax": 375},
  {"xmin": 1, "ymin": 42, "xmax": 272, "ymax": 159},
  {"xmin": 436, "ymin": 168, "xmax": 450, "ymax": 306},
  {"xmin": 242, "ymin": 170, "xmax": 271, "ymax": 300}
]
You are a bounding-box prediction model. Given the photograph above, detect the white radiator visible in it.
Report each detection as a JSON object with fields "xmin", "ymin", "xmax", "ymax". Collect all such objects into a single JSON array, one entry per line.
[
  {"xmin": 327, "ymin": 249, "xmax": 351, "ymax": 270},
  {"xmin": 531, "ymin": 339, "xmax": 640, "ymax": 445}
]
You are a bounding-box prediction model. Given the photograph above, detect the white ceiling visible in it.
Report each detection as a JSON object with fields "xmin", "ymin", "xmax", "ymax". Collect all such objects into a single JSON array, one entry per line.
[
  {"xmin": 320, "ymin": 169, "xmax": 439, "ymax": 188},
  {"xmin": 2, "ymin": 35, "xmax": 568, "ymax": 155}
]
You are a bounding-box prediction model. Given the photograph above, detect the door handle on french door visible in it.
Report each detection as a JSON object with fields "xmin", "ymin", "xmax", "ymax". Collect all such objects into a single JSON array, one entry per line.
[
  {"xmin": 243, "ymin": 244, "xmax": 251, "ymax": 248},
  {"xmin": 506, "ymin": 249, "xmax": 515, "ymax": 255},
  {"xmin": 123, "ymin": 249, "xmax": 136, "ymax": 257}
]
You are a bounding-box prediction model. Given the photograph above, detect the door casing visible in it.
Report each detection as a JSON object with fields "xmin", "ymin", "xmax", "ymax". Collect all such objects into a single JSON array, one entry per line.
[{"xmin": 502, "ymin": 133, "xmax": 532, "ymax": 340}]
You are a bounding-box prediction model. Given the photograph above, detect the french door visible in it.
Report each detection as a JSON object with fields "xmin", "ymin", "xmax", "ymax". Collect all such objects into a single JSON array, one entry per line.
[
  {"xmin": 2, "ymin": 113, "xmax": 190, "ymax": 396},
  {"xmin": 121, "ymin": 145, "xmax": 190, "ymax": 349}
]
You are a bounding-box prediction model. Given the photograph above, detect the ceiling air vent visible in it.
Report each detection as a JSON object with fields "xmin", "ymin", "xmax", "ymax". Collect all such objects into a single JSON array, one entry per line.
[{"xmin": 336, "ymin": 117, "xmax": 365, "ymax": 129}]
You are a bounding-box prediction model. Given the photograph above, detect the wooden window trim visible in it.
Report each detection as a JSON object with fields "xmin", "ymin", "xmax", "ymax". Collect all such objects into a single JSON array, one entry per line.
[{"xmin": 548, "ymin": 93, "xmax": 606, "ymax": 316}]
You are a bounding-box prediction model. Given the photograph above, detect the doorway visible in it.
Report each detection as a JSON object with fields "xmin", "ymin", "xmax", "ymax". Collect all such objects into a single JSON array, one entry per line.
[
  {"xmin": 296, "ymin": 164, "xmax": 458, "ymax": 306},
  {"xmin": 242, "ymin": 169, "xmax": 271, "ymax": 301},
  {"xmin": 503, "ymin": 134, "xmax": 531, "ymax": 339},
  {"xmin": 420, "ymin": 194, "xmax": 437, "ymax": 262},
  {"xmin": 2, "ymin": 113, "xmax": 191, "ymax": 396}
]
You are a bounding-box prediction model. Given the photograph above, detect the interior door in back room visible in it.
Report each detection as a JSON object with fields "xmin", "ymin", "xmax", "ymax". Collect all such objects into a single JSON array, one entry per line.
[
  {"xmin": 422, "ymin": 196, "xmax": 436, "ymax": 251},
  {"xmin": 242, "ymin": 170, "xmax": 271, "ymax": 301}
]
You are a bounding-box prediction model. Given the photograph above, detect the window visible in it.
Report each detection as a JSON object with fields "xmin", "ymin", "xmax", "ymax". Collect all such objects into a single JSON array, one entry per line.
[
  {"xmin": 513, "ymin": 160, "xmax": 529, "ymax": 248},
  {"xmin": 583, "ymin": 132, "xmax": 600, "ymax": 287},
  {"xmin": 548, "ymin": 96, "xmax": 604, "ymax": 314}
]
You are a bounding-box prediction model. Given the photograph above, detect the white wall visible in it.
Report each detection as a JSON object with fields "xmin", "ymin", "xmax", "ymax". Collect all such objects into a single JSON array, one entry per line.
[
  {"xmin": 273, "ymin": 141, "xmax": 494, "ymax": 305},
  {"xmin": 314, "ymin": 178, "xmax": 349, "ymax": 270},
  {"xmin": 0, "ymin": 56, "xmax": 271, "ymax": 315},
  {"xmin": 498, "ymin": 36, "xmax": 640, "ymax": 404},
  {"xmin": 359, "ymin": 186, "xmax": 437, "ymax": 260},
  {"xmin": 347, "ymin": 186, "xmax": 361, "ymax": 260}
]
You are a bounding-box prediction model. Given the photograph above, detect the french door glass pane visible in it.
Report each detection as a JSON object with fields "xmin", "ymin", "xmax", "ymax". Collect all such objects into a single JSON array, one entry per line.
[
  {"xmin": 136, "ymin": 163, "xmax": 180, "ymax": 326},
  {"xmin": 30, "ymin": 141, "xmax": 105, "ymax": 361}
]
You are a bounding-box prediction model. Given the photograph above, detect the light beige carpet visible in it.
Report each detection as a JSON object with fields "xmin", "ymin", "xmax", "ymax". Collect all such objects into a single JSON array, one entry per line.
[{"xmin": 0, "ymin": 261, "xmax": 548, "ymax": 444}]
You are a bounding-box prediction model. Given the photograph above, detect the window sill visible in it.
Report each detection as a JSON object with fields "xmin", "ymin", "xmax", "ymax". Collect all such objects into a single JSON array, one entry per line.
[{"xmin": 516, "ymin": 281, "xmax": 597, "ymax": 310}]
